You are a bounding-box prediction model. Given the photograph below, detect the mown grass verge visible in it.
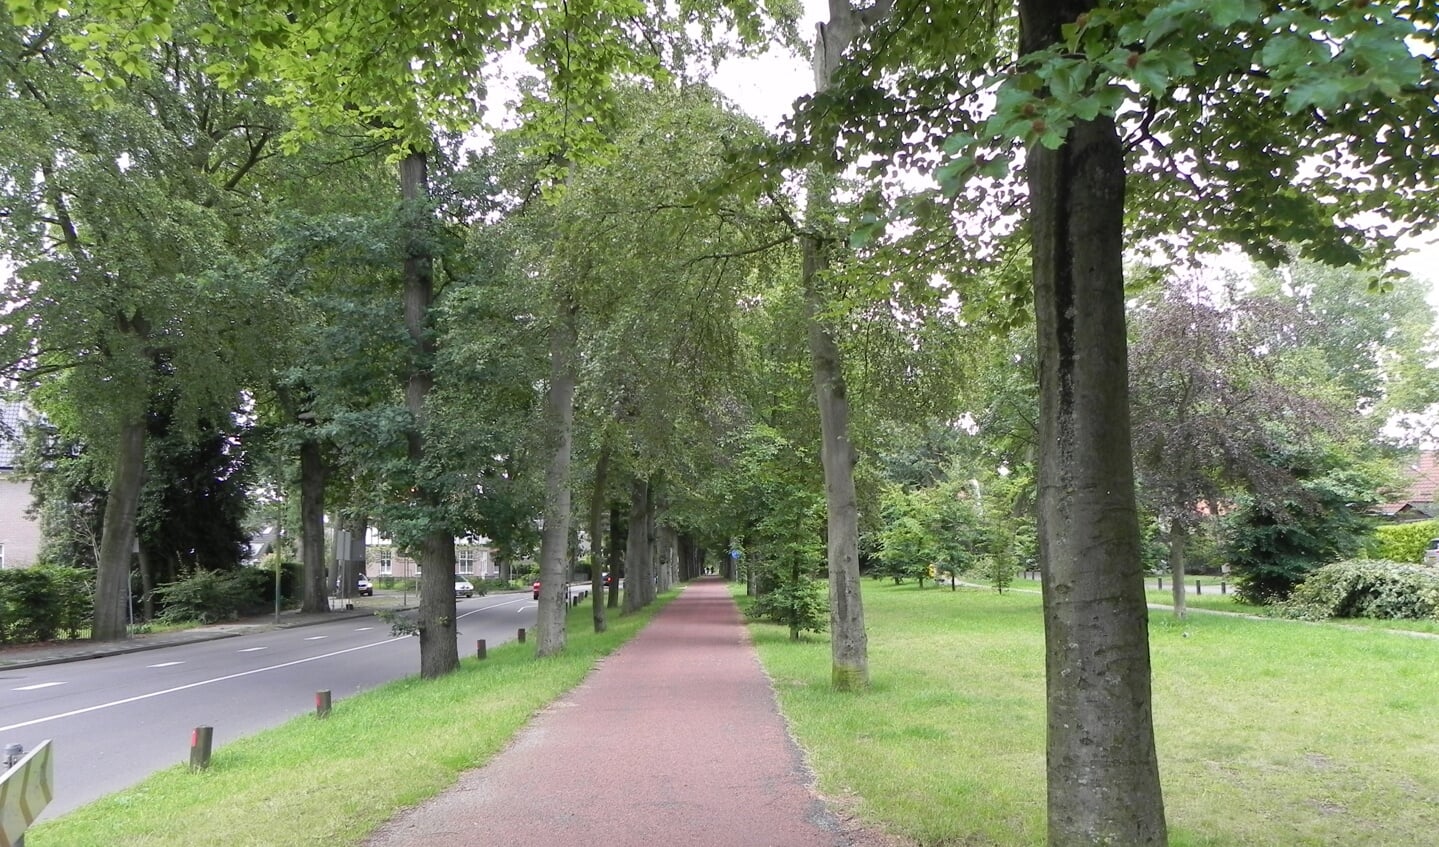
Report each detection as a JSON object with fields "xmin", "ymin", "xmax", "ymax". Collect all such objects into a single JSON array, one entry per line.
[
  {"xmin": 27, "ymin": 596, "xmax": 670, "ymax": 847},
  {"xmin": 740, "ymin": 580, "xmax": 1439, "ymax": 846}
]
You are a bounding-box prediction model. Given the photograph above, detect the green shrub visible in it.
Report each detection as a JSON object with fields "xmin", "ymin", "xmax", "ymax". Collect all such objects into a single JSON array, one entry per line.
[
  {"xmin": 154, "ymin": 568, "xmax": 254, "ymax": 624},
  {"xmin": 45, "ymin": 565, "xmax": 93, "ymax": 638},
  {"xmin": 1278, "ymin": 558, "xmax": 1439, "ymax": 622},
  {"xmin": 0, "ymin": 566, "xmax": 92, "ymax": 643},
  {"xmin": 1367, "ymin": 520, "xmax": 1439, "ymax": 563},
  {"xmin": 746, "ymin": 576, "xmax": 827, "ymax": 640}
]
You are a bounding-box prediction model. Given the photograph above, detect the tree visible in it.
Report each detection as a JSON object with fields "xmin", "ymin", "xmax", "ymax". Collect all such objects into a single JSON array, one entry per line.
[
  {"xmin": 1129, "ymin": 274, "xmax": 1346, "ymax": 617},
  {"xmin": 1223, "ymin": 445, "xmax": 1385, "ymax": 603},
  {"xmin": 1007, "ymin": 0, "xmax": 1170, "ymax": 839},
  {"xmin": 0, "ymin": 9, "xmax": 284, "ymax": 640}
]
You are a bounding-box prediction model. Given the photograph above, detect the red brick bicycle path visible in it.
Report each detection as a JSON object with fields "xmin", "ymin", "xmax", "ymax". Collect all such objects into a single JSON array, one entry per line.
[{"xmin": 363, "ymin": 576, "xmax": 892, "ymax": 847}]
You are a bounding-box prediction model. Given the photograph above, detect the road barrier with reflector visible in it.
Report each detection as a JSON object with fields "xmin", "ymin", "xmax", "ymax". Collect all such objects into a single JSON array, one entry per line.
[{"xmin": 1, "ymin": 740, "xmax": 53, "ymax": 847}]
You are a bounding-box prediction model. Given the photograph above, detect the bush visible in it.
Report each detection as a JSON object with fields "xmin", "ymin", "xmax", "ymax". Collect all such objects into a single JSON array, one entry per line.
[
  {"xmin": 746, "ymin": 576, "xmax": 827, "ymax": 640},
  {"xmin": 154, "ymin": 568, "xmax": 259, "ymax": 625},
  {"xmin": 0, "ymin": 566, "xmax": 92, "ymax": 643},
  {"xmin": 1367, "ymin": 520, "xmax": 1439, "ymax": 563},
  {"xmin": 1277, "ymin": 559, "xmax": 1439, "ymax": 622}
]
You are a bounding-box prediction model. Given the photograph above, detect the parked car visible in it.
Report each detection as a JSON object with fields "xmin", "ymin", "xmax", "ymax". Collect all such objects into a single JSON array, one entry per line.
[
  {"xmin": 455, "ymin": 578, "xmax": 475, "ymax": 599},
  {"xmin": 1424, "ymin": 538, "xmax": 1439, "ymax": 566},
  {"xmin": 336, "ymin": 575, "xmax": 374, "ymax": 597}
]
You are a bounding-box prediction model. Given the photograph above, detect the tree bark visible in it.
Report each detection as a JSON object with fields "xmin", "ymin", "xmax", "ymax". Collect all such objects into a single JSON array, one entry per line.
[
  {"xmin": 803, "ymin": 248, "xmax": 869, "ymax": 691},
  {"xmin": 1169, "ymin": 523, "xmax": 1188, "ymax": 619},
  {"xmin": 1022, "ymin": 1, "xmax": 1168, "ymax": 840},
  {"xmin": 805, "ymin": 0, "xmax": 889, "ymax": 693},
  {"xmin": 93, "ymin": 416, "xmax": 146, "ymax": 641},
  {"xmin": 342, "ymin": 512, "xmax": 368, "ymax": 596},
  {"xmin": 536, "ymin": 298, "xmax": 578, "ymax": 656},
  {"xmin": 298, "ymin": 438, "xmax": 329, "ymax": 613},
  {"xmin": 622, "ymin": 477, "xmax": 650, "ymax": 613},
  {"xmin": 136, "ymin": 545, "xmax": 155, "ymax": 622},
  {"xmin": 401, "ymin": 149, "xmax": 459, "ymax": 679},
  {"xmin": 607, "ymin": 504, "xmax": 624, "ymax": 609},
  {"xmin": 588, "ymin": 445, "xmax": 610, "ymax": 632}
]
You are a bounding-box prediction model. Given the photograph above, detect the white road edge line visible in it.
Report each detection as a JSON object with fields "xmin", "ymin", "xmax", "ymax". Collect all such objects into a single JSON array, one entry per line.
[
  {"xmin": 0, "ymin": 637, "xmax": 407, "ymax": 733},
  {"xmin": 457, "ymin": 598, "xmax": 528, "ymax": 621}
]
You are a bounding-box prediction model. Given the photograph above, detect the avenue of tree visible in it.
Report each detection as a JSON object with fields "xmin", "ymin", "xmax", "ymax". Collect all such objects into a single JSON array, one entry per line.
[{"xmin": 2, "ymin": 1, "xmax": 1437, "ymax": 845}]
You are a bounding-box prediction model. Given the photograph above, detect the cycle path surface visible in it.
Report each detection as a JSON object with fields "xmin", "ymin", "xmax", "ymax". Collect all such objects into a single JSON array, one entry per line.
[{"xmin": 363, "ymin": 577, "xmax": 895, "ymax": 847}]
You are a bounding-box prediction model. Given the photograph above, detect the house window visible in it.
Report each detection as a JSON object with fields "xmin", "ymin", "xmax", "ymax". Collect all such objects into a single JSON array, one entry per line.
[
  {"xmin": 379, "ymin": 549, "xmax": 392, "ymax": 575},
  {"xmin": 458, "ymin": 547, "xmax": 475, "ymax": 575}
]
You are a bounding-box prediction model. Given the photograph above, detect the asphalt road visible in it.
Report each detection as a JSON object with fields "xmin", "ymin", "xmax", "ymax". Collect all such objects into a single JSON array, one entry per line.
[{"xmin": 0, "ymin": 591, "xmax": 547, "ymax": 822}]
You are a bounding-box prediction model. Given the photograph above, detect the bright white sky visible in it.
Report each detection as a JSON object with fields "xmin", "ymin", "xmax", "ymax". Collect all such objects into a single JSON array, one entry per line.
[{"xmin": 708, "ymin": 6, "xmax": 1439, "ymax": 300}]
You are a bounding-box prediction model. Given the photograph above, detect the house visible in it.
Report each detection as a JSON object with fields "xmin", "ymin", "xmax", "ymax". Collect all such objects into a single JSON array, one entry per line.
[
  {"xmin": 364, "ymin": 527, "xmax": 496, "ymax": 580},
  {"xmin": 0, "ymin": 400, "xmax": 41, "ymax": 568},
  {"xmin": 1372, "ymin": 451, "xmax": 1439, "ymax": 522}
]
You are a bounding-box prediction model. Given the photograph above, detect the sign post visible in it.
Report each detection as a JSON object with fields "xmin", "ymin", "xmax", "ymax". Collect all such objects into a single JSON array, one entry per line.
[{"xmin": 1, "ymin": 740, "xmax": 53, "ymax": 847}]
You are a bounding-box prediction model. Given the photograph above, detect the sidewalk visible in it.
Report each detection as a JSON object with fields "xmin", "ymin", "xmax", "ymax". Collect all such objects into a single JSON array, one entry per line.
[{"xmin": 363, "ymin": 577, "xmax": 893, "ymax": 847}]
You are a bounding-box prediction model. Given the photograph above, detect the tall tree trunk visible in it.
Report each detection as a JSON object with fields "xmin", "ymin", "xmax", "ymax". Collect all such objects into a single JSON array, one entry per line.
[
  {"xmin": 536, "ymin": 299, "xmax": 578, "ymax": 656},
  {"xmin": 606, "ymin": 504, "xmax": 624, "ymax": 609},
  {"xmin": 803, "ymin": 252, "xmax": 869, "ymax": 691},
  {"xmin": 678, "ymin": 533, "xmax": 699, "ymax": 581},
  {"xmin": 93, "ymin": 416, "xmax": 146, "ymax": 641},
  {"xmin": 804, "ymin": 0, "xmax": 890, "ymax": 693},
  {"xmin": 343, "ymin": 512, "xmax": 368, "ymax": 594},
  {"xmin": 401, "ymin": 149, "xmax": 459, "ymax": 679},
  {"xmin": 298, "ymin": 438, "xmax": 329, "ymax": 614},
  {"xmin": 136, "ymin": 545, "xmax": 155, "ymax": 622},
  {"xmin": 589, "ymin": 445, "xmax": 610, "ymax": 632},
  {"xmin": 1022, "ymin": 1, "xmax": 1168, "ymax": 840},
  {"xmin": 656, "ymin": 525, "xmax": 675, "ymax": 593},
  {"xmin": 1169, "ymin": 523, "xmax": 1189, "ymax": 619},
  {"xmin": 622, "ymin": 477, "xmax": 650, "ymax": 613}
]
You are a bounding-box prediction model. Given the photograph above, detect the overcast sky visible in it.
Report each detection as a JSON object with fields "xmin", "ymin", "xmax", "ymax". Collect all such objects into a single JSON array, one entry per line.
[{"xmin": 709, "ymin": 17, "xmax": 1439, "ymax": 297}]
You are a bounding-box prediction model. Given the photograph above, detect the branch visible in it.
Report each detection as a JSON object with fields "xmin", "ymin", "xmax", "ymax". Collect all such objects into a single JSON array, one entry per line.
[{"xmin": 681, "ymin": 234, "xmax": 794, "ymax": 267}]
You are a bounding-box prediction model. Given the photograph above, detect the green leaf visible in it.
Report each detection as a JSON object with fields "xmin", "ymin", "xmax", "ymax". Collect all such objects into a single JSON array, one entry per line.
[
  {"xmin": 942, "ymin": 132, "xmax": 976, "ymax": 155},
  {"xmin": 1071, "ymin": 96, "xmax": 1101, "ymax": 121},
  {"xmin": 1129, "ymin": 55, "xmax": 1171, "ymax": 95}
]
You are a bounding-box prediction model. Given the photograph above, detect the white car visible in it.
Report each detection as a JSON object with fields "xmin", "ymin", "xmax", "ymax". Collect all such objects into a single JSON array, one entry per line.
[
  {"xmin": 455, "ymin": 578, "xmax": 475, "ymax": 598},
  {"xmin": 1423, "ymin": 538, "xmax": 1439, "ymax": 566}
]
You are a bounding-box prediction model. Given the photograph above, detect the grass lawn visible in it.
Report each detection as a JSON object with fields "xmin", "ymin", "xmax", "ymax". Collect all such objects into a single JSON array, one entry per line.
[
  {"xmin": 25, "ymin": 597, "xmax": 670, "ymax": 847},
  {"xmin": 741, "ymin": 580, "xmax": 1439, "ymax": 847}
]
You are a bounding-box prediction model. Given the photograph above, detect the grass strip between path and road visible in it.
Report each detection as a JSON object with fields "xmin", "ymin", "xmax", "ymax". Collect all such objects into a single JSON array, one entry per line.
[
  {"xmin": 27, "ymin": 594, "xmax": 672, "ymax": 847},
  {"xmin": 740, "ymin": 580, "xmax": 1439, "ymax": 847}
]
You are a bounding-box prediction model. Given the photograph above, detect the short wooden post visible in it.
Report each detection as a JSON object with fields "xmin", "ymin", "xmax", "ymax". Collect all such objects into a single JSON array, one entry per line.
[
  {"xmin": 1157, "ymin": 576, "xmax": 1164, "ymax": 590},
  {"xmin": 1221, "ymin": 580, "xmax": 1227, "ymax": 594},
  {"xmin": 518, "ymin": 627, "xmax": 526, "ymax": 643},
  {"xmin": 1195, "ymin": 580, "xmax": 1202, "ymax": 595},
  {"xmin": 476, "ymin": 639, "xmax": 487, "ymax": 660},
  {"xmin": 189, "ymin": 726, "xmax": 214, "ymax": 771},
  {"xmin": 316, "ymin": 690, "xmax": 332, "ymax": 718}
]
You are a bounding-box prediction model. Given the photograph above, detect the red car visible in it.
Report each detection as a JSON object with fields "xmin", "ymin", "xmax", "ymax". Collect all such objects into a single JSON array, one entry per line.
[{"xmin": 532, "ymin": 581, "xmax": 541, "ymax": 600}]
